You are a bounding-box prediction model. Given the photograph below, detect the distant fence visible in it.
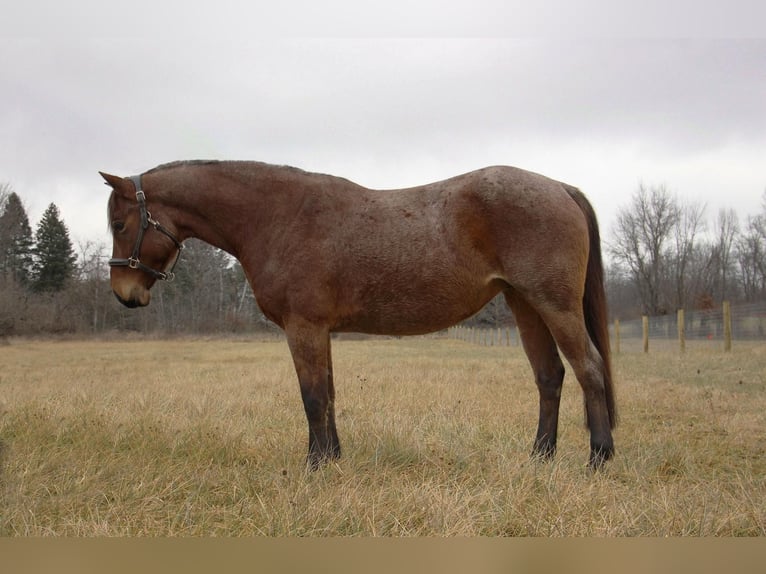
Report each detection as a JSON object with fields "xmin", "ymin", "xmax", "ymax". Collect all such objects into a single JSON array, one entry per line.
[
  {"xmin": 447, "ymin": 301, "xmax": 766, "ymax": 353},
  {"xmin": 448, "ymin": 325, "xmax": 520, "ymax": 347},
  {"xmin": 611, "ymin": 301, "xmax": 766, "ymax": 353}
]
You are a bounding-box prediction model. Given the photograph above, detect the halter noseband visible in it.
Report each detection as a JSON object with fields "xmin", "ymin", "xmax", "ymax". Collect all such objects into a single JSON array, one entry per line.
[{"xmin": 108, "ymin": 175, "xmax": 183, "ymax": 282}]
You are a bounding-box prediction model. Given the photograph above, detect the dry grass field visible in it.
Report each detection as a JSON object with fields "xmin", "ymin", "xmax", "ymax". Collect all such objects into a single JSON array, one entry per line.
[{"xmin": 1, "ymin": 336, "xmax": 764, "ymax": 536}]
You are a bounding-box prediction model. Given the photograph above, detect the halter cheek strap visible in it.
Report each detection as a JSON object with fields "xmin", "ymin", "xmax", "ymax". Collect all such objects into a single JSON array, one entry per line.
[{"xmin": 108, "ymin": 174, "xmax": 183, "ymax": 282}]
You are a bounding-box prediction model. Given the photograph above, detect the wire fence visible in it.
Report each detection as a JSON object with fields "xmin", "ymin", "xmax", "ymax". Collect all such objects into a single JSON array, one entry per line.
[
  {"xmin": 447, "ymin": 301, "xmax": 766, "ymax": 353},
  {"xmin": 611, "ymin": 301, "xmax": 766, "ymax": 353}
]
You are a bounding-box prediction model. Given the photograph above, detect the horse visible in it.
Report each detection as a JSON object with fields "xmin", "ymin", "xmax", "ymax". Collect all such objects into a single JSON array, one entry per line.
[{"xmin": 102, "ymin": 160, "xmax": 616, "ymax": 470}]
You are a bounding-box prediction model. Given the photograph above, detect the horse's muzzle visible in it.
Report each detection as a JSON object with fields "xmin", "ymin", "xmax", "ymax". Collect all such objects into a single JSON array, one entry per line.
[{"xmin": 113, "ymin": 290, "xmax": 149, "ymax": 308}]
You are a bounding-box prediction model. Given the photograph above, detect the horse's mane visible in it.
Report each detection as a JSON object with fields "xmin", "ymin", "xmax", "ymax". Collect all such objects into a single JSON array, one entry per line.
[
  {"xmin": 146, "ymin": 160, "xmax": 223, "ymax": 174},
  {"xmin": 144, "ymin": 160, "xmax": 346, "ymax": 186}
]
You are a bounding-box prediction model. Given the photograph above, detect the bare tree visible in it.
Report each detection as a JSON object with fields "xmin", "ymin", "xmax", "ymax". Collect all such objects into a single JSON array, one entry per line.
[
  {"xmin": 736, "ymin": 214, "xmax": 766, "ymax": 301},
  {"xmin": 75, "ymin": 240, "xmax": 110, "ymax": 332},
  {"xmin": 610, "ymin": 183, "xmax": 679, "ymax": 315},
  {"xmin": 148, "ymin": 239, "xmax": 240, "ymax": 332},
  {"xmin": 711, "ymin": 208, "xmax": 740, "ymax": 302},
  {"xmin": 671, "ymin": 200, "xmax": 706, "ymax": 309}
]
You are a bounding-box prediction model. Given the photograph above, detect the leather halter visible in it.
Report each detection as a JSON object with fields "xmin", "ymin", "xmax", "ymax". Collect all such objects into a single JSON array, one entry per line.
[{"xmin": 108, "ymin": 175, "xmax": 183, "ymax": 282}]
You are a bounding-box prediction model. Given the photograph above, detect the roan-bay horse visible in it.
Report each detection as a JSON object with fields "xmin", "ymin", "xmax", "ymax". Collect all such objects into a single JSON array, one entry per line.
[{"xmin": 102, "ymin": 160, "xmax": 616, "ymax": 469}]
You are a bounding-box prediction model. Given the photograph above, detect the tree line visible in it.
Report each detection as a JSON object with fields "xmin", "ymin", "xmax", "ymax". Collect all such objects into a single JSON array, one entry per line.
[
  {"xmin": 607, "ymin": 183, "xmax": 766, "ymax": 319},
  {"xmin": 1, "ymin": 180, "xmax": 765, "ymax": 337}
]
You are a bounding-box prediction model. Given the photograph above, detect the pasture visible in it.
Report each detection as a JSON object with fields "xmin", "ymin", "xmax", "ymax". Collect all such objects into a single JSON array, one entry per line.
[{"xmin": 1, "ymin": 337, "xmax": 764, "ymax": 536}]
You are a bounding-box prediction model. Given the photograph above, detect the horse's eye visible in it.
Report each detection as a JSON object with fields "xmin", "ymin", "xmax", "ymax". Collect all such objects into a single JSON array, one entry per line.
[{"xmin": 112, "ymin": 221, "xmax": 125, "ymax": 233}]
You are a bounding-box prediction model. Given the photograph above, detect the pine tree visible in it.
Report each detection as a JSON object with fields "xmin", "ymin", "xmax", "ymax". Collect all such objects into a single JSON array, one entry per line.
[
  {"xmin": 0, "ymin": 191, "xmax": 34, "ymax": 285},
  {"xmin": 32, "ymin": 203, "xmax": 76, "ymax": 292}
]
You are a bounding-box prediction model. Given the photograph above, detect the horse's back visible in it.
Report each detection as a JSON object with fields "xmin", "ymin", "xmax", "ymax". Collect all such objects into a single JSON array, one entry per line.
[{"xmin": 319, "ymin": 166, "xmax": 589, "ymax": 333}]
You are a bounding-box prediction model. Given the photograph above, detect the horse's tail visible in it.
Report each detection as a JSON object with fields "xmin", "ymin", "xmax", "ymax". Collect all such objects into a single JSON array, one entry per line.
[{"xmin": 564, "ymin": 185, "xmax": 617, "ymax": 429}]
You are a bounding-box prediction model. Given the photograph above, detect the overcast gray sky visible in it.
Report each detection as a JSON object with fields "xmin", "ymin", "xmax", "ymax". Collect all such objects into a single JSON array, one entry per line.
[{"xmin": 2, "ymin": 5, "xmax": 765, "ymax": 252}]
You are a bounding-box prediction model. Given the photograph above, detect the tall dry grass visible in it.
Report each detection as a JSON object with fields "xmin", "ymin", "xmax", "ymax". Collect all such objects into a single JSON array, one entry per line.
[{"xmin": 1, "ymin": 337, "xmax": 764, "ymax": 536}]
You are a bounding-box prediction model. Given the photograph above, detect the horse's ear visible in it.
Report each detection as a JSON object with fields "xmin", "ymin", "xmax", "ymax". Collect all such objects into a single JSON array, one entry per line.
[{"xmin": 99, "ymin": 172, "xmax": 131, "ymax": 197}]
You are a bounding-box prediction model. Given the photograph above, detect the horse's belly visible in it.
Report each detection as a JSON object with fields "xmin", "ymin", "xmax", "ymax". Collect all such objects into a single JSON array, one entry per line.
[{"xmin": 335, "ymin": 279, "xmax": 502, "ymax": 336}]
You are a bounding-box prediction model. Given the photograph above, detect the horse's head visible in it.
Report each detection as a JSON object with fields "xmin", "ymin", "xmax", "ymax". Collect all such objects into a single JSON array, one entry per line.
[{"xmin": 102, "ymin": 171, "xmax": 183, "ymax": 308}]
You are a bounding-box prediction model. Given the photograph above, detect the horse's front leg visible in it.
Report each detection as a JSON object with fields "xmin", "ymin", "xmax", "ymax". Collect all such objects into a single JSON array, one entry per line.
[{"xmin": 285, "ymin": 319, "xmax": 340, "ymax": 470}]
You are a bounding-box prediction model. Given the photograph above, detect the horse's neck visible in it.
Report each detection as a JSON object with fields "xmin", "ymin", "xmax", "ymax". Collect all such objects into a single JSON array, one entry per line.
[
  {"xmin": 166, "ymin": 174, "xmax": 258, "ymax": 259},
  {"xmin": 160, "ymin": 162, "xmax": 329, "ymax": 264}
]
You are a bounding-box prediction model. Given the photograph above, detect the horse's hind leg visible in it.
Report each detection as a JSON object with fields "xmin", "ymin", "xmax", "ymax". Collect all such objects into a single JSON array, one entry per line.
[
  {"xmin": 505, "ymin": 291, "xmax": 566, "ymax": 460},
  {"xmin": 537, "ymin": 307, "xmax": 614, "ymax": 469}
]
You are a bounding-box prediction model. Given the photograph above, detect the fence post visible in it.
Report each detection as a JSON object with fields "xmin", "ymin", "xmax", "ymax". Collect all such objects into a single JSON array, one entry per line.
[
  {"xmin": 642, "ymin": 315, "xmax": 649, "ymax": 353},
  {"xmin": 723, "ymin": 301, "xmax": 732, "ymax": 352},
  {"xmin": 614, "ymin": 319, "xmax": 620, "ymax": 354},
  {"xmin": 678, "ymin": 309, "xmax": 685, "ymax": 353}
]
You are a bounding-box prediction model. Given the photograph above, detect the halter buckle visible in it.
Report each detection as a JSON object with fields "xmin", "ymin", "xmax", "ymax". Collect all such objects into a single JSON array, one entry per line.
[{"xmin": 128, "ymin": 257, "xmax": 140, "ymax": 269}]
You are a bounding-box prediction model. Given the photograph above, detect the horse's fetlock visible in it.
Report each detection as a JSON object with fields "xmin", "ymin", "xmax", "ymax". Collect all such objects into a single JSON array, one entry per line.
[
  {"xmin": 588, "ymin": 438, "xmax": 614, "ymax": 470},
  {"xmin": 300, "ymin": 393, "xmax": 326, "ymax": 422},
  {"xmin": 532, "ymin": 437, "xmax": 557, "ymax": 461}
]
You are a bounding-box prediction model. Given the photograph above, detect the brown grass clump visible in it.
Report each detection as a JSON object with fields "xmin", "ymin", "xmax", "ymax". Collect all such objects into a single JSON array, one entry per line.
[{"xmin": 1, "ymin": 337, "xmax": 764, "ymax": 536}]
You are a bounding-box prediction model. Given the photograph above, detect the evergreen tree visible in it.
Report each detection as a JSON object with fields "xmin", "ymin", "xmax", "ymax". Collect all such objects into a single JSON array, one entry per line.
[
  {"xmin": 32, "ymin": 203, "xmax": 76, "ymax": 292},
  {"xmin": 0, "ymin": 191, "xmax": 34, "ymax": 285}
]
